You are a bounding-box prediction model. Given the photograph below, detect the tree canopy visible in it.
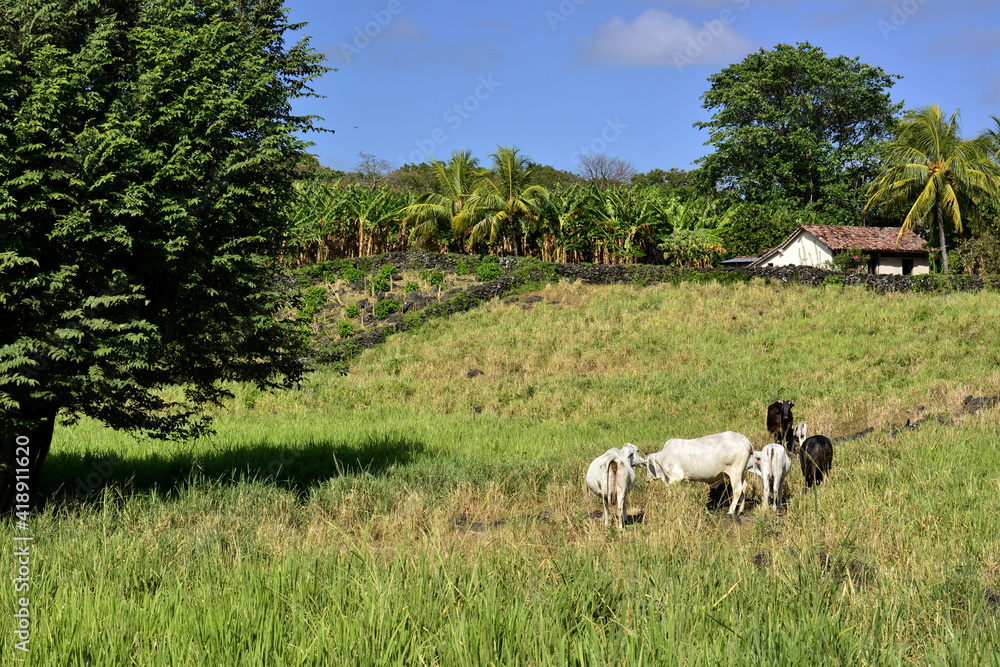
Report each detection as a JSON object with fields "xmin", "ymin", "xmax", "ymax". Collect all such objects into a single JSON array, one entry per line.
[
  {"xmin": 0, "ymin": 0, "xmax": 329, "ymax": 512},
  {"xmin": 695, "ymin": 42, "xmax": 901, "ymax": 224}
]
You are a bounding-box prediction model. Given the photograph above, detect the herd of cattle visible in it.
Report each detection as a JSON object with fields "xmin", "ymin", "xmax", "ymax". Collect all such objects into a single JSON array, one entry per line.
[{"xmin": 586, "ymin": 401, "xmax": 835, "ymax": 529}]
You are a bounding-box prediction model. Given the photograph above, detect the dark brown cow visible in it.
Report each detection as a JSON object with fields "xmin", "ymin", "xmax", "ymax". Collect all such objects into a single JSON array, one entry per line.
[
  {"xmin": 766, "ymin": 400, "xmax": 795, "ymax": 451},
  {"xmin": 799, "ymin": 435, "xmax": 834, "ymax": 488}
]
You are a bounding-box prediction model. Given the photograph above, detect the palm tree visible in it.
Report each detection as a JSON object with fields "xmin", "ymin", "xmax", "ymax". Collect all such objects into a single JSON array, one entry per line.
[
  {"xmin": 865, "ymin": 106, "xmax": 1000, "ymax": 274},
  {"xmin": 455, "ymin": 146, "xmax": 548, "ymax": 254},
  {"xmin": 986, "ymin": 115, "xmax": 1000, "ymax": 160},
  {"xmin": 398, "ymin": 149, "xmax": 482, "ymax": 251}
]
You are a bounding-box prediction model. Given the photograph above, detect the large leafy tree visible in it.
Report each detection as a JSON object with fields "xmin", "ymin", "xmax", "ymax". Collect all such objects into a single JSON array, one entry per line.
[
  {"xmin": 631, "ymin": 168, "xmax": 702, "ymax": 200},
  {"xmin": 527, "ymin": 163, "xmax": 581, "ymax": 191},
  {"xmin": 865, "ymin": 106, "xmax": 1000, "ymax": 274},
  {"xmin": 696, "ymin": 42, "xmax": 901, "ymax": 222},
  {"xmin": 0, "ymin": 0, "xmax": 329, "ymax": 512}
]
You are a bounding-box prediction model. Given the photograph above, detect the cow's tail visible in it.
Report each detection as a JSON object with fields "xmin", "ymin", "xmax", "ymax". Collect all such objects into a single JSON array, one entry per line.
[{"xmin": 608, "ymin": 460, "xmax": 619, "ymax": 507}]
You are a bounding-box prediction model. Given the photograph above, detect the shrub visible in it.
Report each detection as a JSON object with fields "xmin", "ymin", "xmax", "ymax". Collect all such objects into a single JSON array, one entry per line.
[
  {"xmin": 475, "ymin": 257, "xmax": 503, "ymax": 281},
  {"xmin": 508, "ymin": 258, "xmax": 557, "ymax": 286},
  {"xmin": 831, "ymin": 248, "xmax": 870, "ymax": 274},
  {"xmin": 822, "ymin": 275, "xmax": 846, "ymax": 286},
  {"xmin": 454, "ymin": 259, "xmax": 471, "ymax": 276},
  {"xmin": 370, "ymin": 263, "xmax": 396, "ymax": 294},
  {"xmin": 404, "ymin": 281, "xmax": 420, "ymax": 295},
  {"xmin": 337, "ymin": 321, "xmax": 356, "ymax": 338},
  {"xmin": 297, "ymin": 285, "xmax": 327, "ymax": 321},
  {"xmin": 374, "ymin": 298, "xmax": 401, "ymax": 319},
  {"xmin": 339, "ymin": 266, "xmax": 365, "ymax": 283},
  {"xmin": 301, "ymin": 261, "xmax": 330, "ymax": 279},
  {"xmin": 344, "ymin": 304, "xmax": 361, "ymax": 319},
  {"xmin": 428, "ymin": 269, "xmax": 445, "ymax": 289},
  {"xmin": 954, "ymin": 233, "xmax": 1000, "ymax": 275},
  {"xmin": 401, "ymin": 311, "xmax": 423, "ymax": 331}
]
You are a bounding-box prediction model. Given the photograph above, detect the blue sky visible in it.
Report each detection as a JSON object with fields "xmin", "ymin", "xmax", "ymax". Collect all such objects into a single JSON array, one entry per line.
[{"xmin": 285, "ymin": 0, "xmax": 1000, "ymax": 175}]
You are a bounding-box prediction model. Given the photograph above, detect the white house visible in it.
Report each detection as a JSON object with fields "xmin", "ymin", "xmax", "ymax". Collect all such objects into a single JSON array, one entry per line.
[{"xmin": 749, "ymin": 225, "xmax": 931, "ymax": 275}]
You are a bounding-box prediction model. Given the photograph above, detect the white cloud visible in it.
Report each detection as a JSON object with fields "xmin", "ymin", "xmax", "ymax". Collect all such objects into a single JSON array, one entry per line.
[{"xmin": 579, "ymin": 9, "xmax": 755, "ymax": 68}]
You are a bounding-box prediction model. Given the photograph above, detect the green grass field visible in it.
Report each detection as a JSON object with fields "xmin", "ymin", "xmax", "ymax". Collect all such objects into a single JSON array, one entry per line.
[{"xmin": 4, "ymin": 279, "xmax": 1000, "ymax": 665}]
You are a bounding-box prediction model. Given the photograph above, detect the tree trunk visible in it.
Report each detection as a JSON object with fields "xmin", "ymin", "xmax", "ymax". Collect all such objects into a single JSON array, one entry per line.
[
  {"xmin": 1, "ymin": 401, "xmax": 58, "ymax": 515},
  {"xmin": 936, "ymin": 201, "xmax": 949, "ymax": 275}
]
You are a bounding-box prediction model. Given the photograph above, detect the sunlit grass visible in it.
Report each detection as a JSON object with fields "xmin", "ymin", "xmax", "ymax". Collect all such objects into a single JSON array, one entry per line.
[{"xmin": 3, "ymin": 279, "xmax": 999, "ymax": 665}]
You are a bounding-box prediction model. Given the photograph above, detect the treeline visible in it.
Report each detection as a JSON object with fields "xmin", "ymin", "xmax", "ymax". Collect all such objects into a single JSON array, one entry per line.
[
  {"xmin": 289, "ymin": 43, "xmax": 1000, "ymax": 274},
  {"xmin": 288, "ymin": 147, "xmax": 831, "ymax": 268}
]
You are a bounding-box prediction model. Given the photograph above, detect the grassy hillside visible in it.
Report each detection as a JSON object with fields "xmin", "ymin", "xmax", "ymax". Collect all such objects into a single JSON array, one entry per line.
[{"xmin": 5, "ymin": 279, "xmax": 1000, "ymax": 665}]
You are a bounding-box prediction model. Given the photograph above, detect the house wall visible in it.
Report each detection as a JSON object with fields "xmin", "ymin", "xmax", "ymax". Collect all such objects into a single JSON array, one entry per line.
[
  {"xmin": 764, "ymin": 232, "xmax": 834, "ymax": 268},
  {"xmin": 874, "ymin": 256, "xmax": 930, "ymax": 275}
]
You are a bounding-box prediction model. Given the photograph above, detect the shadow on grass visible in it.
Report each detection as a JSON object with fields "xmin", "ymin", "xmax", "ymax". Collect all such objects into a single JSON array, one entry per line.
[{"xmin": 40, "ymin": 434, "xmax": 426, "ymax": 507}]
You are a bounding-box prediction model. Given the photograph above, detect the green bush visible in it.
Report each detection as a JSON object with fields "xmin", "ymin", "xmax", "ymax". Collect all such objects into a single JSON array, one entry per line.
[
  {"xmin": 428, "ymin": 269, "xmax": 445, "ymax": 289},
  {"xmin": 831, "ymin": 248, "xmax": 870, "ymax": 274},
  {"xmin": 337, "ymin": 321, "xmax": 356, "ymax": 338},
  {"xmin": 404, "ymin": 281, "xmax": 420, "ymax": 295},
  {"xmin": 345, "ymin": 304, "xmax": 361, "ymax": 319},
  {"xmin": 954, "ymin": 233, "xmax": 1000, "ymax": 275},
  {"xmin": 822, "ymin": 275, "xmax": 846, "ymax": 286},
  {"xmin": 370, "ymin": 263, "xmax": 396, "ymax": 294},
  {"xmin": 475, "ymin": 257, "xmax": 503, "ymax": 281},
  {"xmin": 508, "ymin": 259, "xmax": 558, "ymax": 287},
  {"xmin": 297, "ymin": 285, "xmax": 327, "ymax": 321},
  {"xmin": 401, "ymin": 311, "xmax": 423, "ymax": 331},
  {"xmin": 454, "ymin": 259, "xmax": 471, "ymax": 276},
  {"xmin": 374, "ymin": 298, "xmax": 401, "ymax": 319},
  {"xmin": 339, "ymin": 266, "xmax": 365, "ymax": 283},
  {"xmin": 301, "ymin": 261, "xmax": 330, "ymax": 279}
]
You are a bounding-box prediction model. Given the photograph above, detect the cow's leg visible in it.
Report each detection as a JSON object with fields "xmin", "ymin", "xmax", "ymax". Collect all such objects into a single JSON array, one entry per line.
[
  {"xmin": 617, "ymin": 494, "xmax": 626, "ymax": 531},
  {"xmin": 602, "ymin": 496, "xmax": 610, "ymax": 527},
  {"xmin": 762, "ymin": 475, "xmax": 771, "ymax": 511},
  {"xmin": 727, "ymin": 471, "xmax": 746, "ymax": 515}
]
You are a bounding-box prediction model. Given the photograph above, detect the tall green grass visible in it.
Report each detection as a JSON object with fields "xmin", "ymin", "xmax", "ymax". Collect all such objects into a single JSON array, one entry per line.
[{"xmin": 3, "ymin": 280, "xmax": 999, "ymax": 665}]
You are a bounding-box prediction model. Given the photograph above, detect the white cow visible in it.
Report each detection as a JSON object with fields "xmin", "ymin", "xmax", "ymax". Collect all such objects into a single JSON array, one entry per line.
[
  {"xmin": 746, "ymin": 443, "xmax": 791, "ymax": 510},
  {"xmin": 792, "ymin": 422, "xmax": 808, "ymax": 451},
  {"xmin": 641, "ymin": 431, "xmax": 753, "ymax": 516},
  {"xmin": 586, "ymin": 444, "xmax": 645, "ymax": 530}
]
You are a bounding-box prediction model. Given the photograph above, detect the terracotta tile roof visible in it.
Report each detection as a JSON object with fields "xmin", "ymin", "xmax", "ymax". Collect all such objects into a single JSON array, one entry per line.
[{"xmin": 800, "ymin": 225, "xmax": 928, "ymax": 253}]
